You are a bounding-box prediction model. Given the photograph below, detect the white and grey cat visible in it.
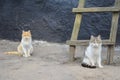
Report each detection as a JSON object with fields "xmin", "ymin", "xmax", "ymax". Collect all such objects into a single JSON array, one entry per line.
[{"xmin": 81, "ymin": 35, "xmax": 103, "ymax": 68}]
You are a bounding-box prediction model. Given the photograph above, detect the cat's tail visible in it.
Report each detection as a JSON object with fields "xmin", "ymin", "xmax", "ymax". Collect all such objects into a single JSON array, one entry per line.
[
  {"xmin": 81, "ymin": 63, "xmax": 96, "ymax": 69},
  {"xmin": 4, "ymin": 51, "xmax": 22, "ymax": 56}
]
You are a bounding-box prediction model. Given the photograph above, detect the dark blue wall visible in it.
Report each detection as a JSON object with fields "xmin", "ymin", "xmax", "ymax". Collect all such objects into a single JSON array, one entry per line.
[{"xmin": 0, "ymin": 0, "xmax": 120, "ymax": 44}]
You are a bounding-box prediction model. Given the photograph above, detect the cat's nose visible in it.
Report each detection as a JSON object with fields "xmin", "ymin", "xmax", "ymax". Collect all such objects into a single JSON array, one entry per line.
[{"xmin": 95, "ymin": 44, "xmax": 99, "ymax": 47}]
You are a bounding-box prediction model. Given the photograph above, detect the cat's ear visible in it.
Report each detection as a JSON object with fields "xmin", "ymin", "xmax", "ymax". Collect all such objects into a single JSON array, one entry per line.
[
  {"xmin": 90, "ymin": 35, "xmax": 94, "ymax": 39},
  {"xmin": 22, "ymin": 30, "xmax": 25, "ymax": 33},
  {"xmin": 97, "ymin": 35, "xmax": 101, "ymax": 39},
  {"xmin": 28, "ymin": 30, "xmax": 31, "ymax": 32}
]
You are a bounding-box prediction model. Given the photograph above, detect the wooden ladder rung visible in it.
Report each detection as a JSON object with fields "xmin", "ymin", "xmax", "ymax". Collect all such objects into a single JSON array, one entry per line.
[
  {"xmin": 66, "ymin": 40, "xmax": 114, "ymax": 46},
  {"xmin": 72, "ymin": 7, "xmax": 120, "ymax": 13}
]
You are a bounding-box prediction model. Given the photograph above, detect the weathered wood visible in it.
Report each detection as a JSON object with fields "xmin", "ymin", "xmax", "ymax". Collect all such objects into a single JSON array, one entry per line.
[
  {"xmin": 69, "ymin": 45, "xmax": 76, "ymax": 61},
  {"xmin": 110, "ymin": 12, "xmax": 119, "ymax": 42},
  {"xmin": 109, "ymin": 0, "xmax": 120, "ymax": 42},
  {"xmin": 71, "ymin": 14, "xmax": 82, "ymax": 40},
  {"xmin": 67, "ymin": 40, "xmax": 114, "ymax": 46},
  {"xmin": 115, "ymin": 0, "xmax": 120, "ymax": 6},
  {"xmin": 72, "ymin": 7, "xmax": 120, "ymax": 13},
  {"xmin": 107, "ymin": 0, "xmax": 120, "ymax": 64},
  {"xmin": 107, "ymin": 45, "xmax": 114, "ymax": 64},
  {"xmin": 69, "ymin": 0, "xmax": 85, "ymax": 61},
  {"xmin": 71, "ymin": 0, "xmax": 85, "ymax": 40},
  {"xmin": 78, "ymin": 0, "xmax": 85, "ymax": 7}
]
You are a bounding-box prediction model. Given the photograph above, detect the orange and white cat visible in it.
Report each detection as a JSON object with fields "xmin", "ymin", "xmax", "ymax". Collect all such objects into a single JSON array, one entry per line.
[{"xmin": 5, "ymin": 30, "xmax": 33, "ymax": 57}]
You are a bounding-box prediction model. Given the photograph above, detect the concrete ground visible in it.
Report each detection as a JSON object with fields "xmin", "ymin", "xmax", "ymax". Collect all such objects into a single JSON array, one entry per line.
[{"xmin": 0, "ymin": 40, "xmax": 120, "ymax": 80}]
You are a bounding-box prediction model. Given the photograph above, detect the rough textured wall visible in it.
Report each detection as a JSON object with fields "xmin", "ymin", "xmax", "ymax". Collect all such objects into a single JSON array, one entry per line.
[{"xmin": 0, "ymin": 0, "xmax": 120, "ymax": 44}]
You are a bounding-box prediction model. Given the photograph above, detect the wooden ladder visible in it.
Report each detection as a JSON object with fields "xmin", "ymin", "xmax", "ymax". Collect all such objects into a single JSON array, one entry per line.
[{"xmin": 66, "ymin": 0, "xmax": 120, "ymax": 64}]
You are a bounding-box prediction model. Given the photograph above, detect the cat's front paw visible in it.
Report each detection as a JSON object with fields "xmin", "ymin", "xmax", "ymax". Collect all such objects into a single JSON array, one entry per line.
[
  {"xmin": 28, "ymin": 54, "xmax": 31, "ymax": 57},
  {"xmin": 23, "ymin": 55, "xmax": 28, "ymax": 57},
  {"xmin": 99, "ymin": 65, "xmax": 103, "ymax": 68}
]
